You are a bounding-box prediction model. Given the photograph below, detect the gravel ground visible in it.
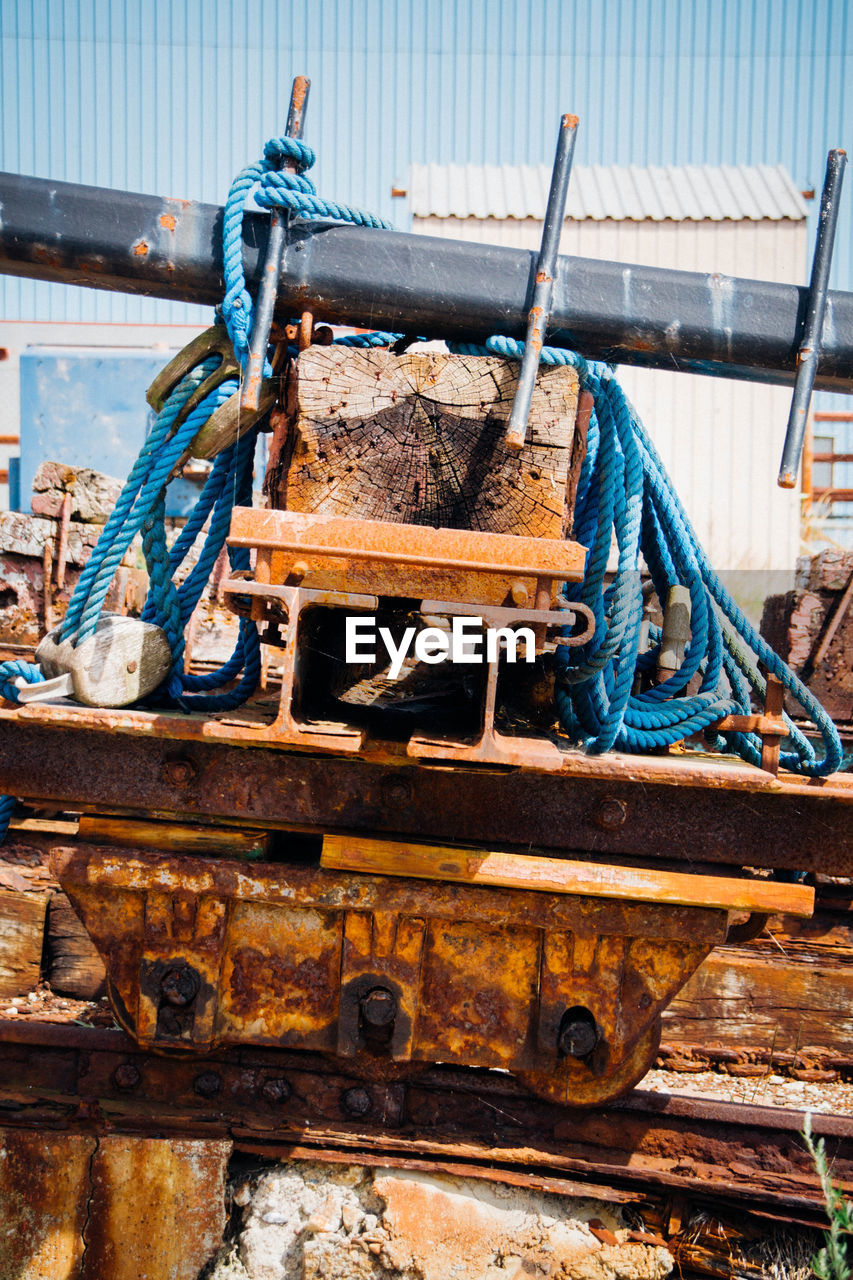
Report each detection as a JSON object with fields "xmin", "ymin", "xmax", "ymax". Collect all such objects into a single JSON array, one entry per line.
[{"xmin": 642, "ymin": 1065, "xmax": 853, "ymax": 1115}]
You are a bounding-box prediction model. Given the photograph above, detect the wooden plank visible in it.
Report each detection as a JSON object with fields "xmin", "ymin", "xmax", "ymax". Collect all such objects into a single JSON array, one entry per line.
[
  {"xmin": 664, "ymin": 946, "xmax": 853, "ymax": 1053},
  {"xmin": 0, "ymin": 888, "xmax": 46, "ymax": 997},
  {"xmin": 78, "ymin": 814, "xmax": 272, "ymax": 860},
  {"xmin": 268, "ymin": 346, "xmax": 580, "ymax": 539},
  {"xmin": 321, "ymin": 835, "xmax": 815, "ymax": 917}
]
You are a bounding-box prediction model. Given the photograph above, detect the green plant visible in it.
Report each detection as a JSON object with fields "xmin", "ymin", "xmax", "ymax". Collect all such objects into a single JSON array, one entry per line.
[{"xmin": 803, "ymin": 1113, "xmax": 853, "ymax": 1280}]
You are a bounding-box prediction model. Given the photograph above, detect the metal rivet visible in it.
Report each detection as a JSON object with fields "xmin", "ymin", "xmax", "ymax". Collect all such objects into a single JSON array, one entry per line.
[
  {"xmin": 342, "ymin": 1086, "xmax": 372, "ymax": 1118},
  {"xmin": 381, "ymin": 776, "xmax": 412, "ymax": 809},
  {"xmin": 260, "ymin": 1076, "xmax": 291, "ymax": 1105},
  {"xmin": 126, "ymin": 659, "xmax": 138, "ymax": 673},
  {"xmin": 161, "ymin": 758, "xmax": 197, "ymax": 786},
  {"xmin": 593, "ymin": 796, "xmax": 627, "ymax": 831},
  {"xmin": 160, "ymin": 963, "xmax": 200, "ymax": 1007},
  {"xmin": 360, "ymin": 986, "xmax": 397, "ymax": 1028},
  {"xmin": 112, "ymin": 1063, "xmax": 141, "ymax": 1091},
  {"xmin": 193, "ymin": 1071, "xmax": 222, "ymax": 1099}
]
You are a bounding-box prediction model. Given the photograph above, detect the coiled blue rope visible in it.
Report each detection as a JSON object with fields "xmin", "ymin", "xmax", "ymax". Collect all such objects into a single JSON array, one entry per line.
[
  {"xmin": 0, "ymin": 129, "xmax": 403, "ymax": 839},
  {"xmin": 452, "ymin": 335, "xmax": 842, "ymax": 777}
]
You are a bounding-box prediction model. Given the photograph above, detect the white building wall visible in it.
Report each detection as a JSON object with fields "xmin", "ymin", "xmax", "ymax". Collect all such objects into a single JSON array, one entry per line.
[{"xmin": 414, "ymin": 215, "xmax": 807, "ymax": 573}]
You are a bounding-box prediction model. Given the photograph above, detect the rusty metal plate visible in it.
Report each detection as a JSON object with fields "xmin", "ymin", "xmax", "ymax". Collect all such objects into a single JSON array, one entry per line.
[
  {"xmin": 53, "ymin": 843, "xmax": 726, "ymax": 1107},
  {"xmin": 0, "ymin": 1129, "xmax": 93, "ymax": 1279},
  {"xmin": 81, "ymin": 1135, "xmax": 229, "ymax": 1280},
  {"xmin": 0, "ymin": 1127, "xmax": 229, "ymax": 1280},
  {"xmin": 2, "ymin": 715, "xmax": 851, "ymax": 873}
]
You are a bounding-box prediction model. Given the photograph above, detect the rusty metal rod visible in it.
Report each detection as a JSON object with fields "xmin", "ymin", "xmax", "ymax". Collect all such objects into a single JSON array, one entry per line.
[
  {"xmin": 240, "ymin": 75, "xmax": 310, "ymax": 411},
  {"xmin": 506, "ymin": 114, "xmax": 578, "ymax": 450},
  {"xmin": 2, "ymin": 170, "xmax": 853, "ymax": 392},
  {"xmin": 778, "ymin": 148, "xmax": 847, "ymax": 487}
]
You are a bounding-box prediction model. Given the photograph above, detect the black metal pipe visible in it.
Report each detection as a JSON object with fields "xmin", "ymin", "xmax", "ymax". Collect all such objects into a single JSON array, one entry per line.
[
  {"xmin": 1, "ymin": 170, "xmax": 852, "ymax": 393},
  {"xmin": 777, "ymin": 148, "xmax": 847, "ymax": 487},
  {"xmin": 506, "ymin": 113, "xmax": 578, "ymax": 449},
  {"xmin": 240, "ymin": 75, "xmax": 310, "ymax": 411}
]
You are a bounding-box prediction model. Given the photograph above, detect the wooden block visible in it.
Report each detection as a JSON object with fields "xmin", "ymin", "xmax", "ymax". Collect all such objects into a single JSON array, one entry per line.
[
  {"xmin": 664, "ymin": 947, "xmax": 853, "ymax": 1054},
  {"xmin": 321, "ymin": 835, "xmax": 815, "ymax": 917},
  {"xmin": 78, "ymin": 815, "xmax": 272, "ymax": 860},
  {"xmin": 47, "ymin": 891, "xmax": 106, "ymax": 1000},
  {"xmin": 268, "ymin": 347, "xmax": 580, "ymax": 539},
  {"xmin": 0, "ymin": 888, "xmax": 46, "ymax": 997}
]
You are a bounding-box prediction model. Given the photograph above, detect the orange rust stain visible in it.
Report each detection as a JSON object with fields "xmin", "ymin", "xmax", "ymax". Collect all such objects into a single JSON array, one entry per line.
[
  {"xmin": 133, "ymin": 241, "xmax": 149, "ymax": 257},
  {"xmin": 159, "ymin": 214, "xmax": 176, "ymax": 232}
]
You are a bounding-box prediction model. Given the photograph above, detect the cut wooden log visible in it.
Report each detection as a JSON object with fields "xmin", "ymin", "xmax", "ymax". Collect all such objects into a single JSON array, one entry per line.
[
  {"xmin": 47, "ymin": 892, "xmax": 106, "ymax": 1000},
  {"xmin": 78, "ymin": 815, "xmax": 273, "ymax": 860},
  {"xmin": 0, "ymin": 888, "xmax": 46, "ymax": 997},
  {"xmin": 268, "ymin": 347, "xmax": 581, "ymax": 538}
]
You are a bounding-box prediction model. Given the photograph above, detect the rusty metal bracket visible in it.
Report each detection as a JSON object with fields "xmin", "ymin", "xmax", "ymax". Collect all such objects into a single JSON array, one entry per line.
[{"xmin": 52, "ymin": 841, "xmax": 731, "ymax": 1107}]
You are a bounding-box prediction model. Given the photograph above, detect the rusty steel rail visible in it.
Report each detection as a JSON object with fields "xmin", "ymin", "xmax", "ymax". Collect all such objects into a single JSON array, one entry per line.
[
  {"xmin": 1, "ymin": 712, "xmax": 851, "ymax": 875},
  {"xmin": 0, "ymin": 1017, "xmax": 849, "ymax": 1226},
  {"xmin": 2, "ymin": 170, "xmax": 853, "ymax": 392}
]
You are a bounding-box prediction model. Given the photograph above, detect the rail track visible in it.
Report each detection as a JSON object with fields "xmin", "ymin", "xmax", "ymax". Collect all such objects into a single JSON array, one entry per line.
[{"xmin": 0, "ymin": 1015, "xmax": 850, "ymax": 1231}]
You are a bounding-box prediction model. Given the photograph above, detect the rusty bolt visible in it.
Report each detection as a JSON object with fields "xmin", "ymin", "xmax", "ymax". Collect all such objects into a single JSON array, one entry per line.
[
  {"xmin": 260, "ymin": 1076, "xmax": 291, "ymax": 1105},
  {"xmin": 342, "ymin": 1086, "xmax": 372, "ymax": 1118},
  {"xmin": 126, "ymin": 659, "xmax": 138, "ymax": 674},
  {"xmin": 558, "ymin": 1008, "xmax": 599, "ymax": 1059},
  {"xmin": 593, "ymin": 796, "xmax": 627, "ymax": 832},
  {"xmin": 193, "ymin": 1071, "xmax": 222, "ymax": 1099},
  {"xmin": 161, "ymin": 758, "xmax": 197, "ymax": 787},
  {"xmin": 360, "ymin": 986, "xmax": 397, "ymax": 1028},
  {"xmin": 160, "ymin": 962, "xmax": 200, "ymax": 1007},
  {"xmin": 113, "ymin": 1062, "xmax": 141, "ymax": 1091}
]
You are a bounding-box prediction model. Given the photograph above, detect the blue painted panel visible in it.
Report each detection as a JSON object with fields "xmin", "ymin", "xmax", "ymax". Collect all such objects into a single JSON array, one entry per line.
[
  {"xmin": 18, "ymin": 347, "xmax": 201, "ymax": 517},
  {"xmin": 0, "ymin": 0, "xmax": 851, "ymax": 324}
]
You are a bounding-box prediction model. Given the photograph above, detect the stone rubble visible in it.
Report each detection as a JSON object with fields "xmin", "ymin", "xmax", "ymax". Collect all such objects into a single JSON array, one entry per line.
[{"xmin": 206, "ymin": 1160, "xmax": 674, "ymax": 1280}]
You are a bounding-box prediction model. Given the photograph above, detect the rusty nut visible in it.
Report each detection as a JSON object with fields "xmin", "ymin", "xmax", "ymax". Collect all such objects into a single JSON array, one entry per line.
[
  {"xmin": 360, "ymin": 986, "xmax": 397, "ymax": 1029},
  {"xmin": 341, "ymin": 1086, "xmax": 372, "ymax": 1118},
  {"xmin": 593, "ymin": 796, "xmax": 627, "ymax": 832},
  {"xmin": 112, "ymin": 1062, "xmax": 141, "ymax": 1091},
  {"xmin": 193, "ymin": 1071, "xmax": 222, "ymax": 1099},
  {"xmin": 160, "ymin": 962, "xmax": 200, "ymax": 1007}
]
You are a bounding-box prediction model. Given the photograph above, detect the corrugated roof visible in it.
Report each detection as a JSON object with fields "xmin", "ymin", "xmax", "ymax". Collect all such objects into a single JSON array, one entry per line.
[{"xmin": 408, "ymin": 163, "xmax": 808, "ymax": 222}]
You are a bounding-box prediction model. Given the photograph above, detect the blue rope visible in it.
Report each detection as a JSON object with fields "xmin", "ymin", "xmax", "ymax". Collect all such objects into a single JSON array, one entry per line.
[
  {"xmin": 220, "ymin": 134, "xmax": 392, "ymax": 368},
  {"xmin": 2, "ymin": 131, "xmax": 843, "ymax": 843},
  {"xmin": 449, "ymin": 335, "xmax": 842, "ymax": 778}
]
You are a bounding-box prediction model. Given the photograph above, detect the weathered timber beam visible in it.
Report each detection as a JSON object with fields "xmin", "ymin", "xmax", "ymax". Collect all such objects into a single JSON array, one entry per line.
[{"xmin": 1, "ymin": 170, "xmax": 852, "ymax": 392}]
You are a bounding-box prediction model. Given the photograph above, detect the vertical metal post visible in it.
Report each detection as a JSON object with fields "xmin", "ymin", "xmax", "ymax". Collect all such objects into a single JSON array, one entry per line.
[
  {"xmin": 241, "ymin": 75, "xmax": 311, "ymax": 412},
  {"xmin": 777, "ymin": 148, "xmax": 847, "ymax": 488},
  {"xmin": 505, "ymin": 114, "xmax": 579, "ymax": 451}
]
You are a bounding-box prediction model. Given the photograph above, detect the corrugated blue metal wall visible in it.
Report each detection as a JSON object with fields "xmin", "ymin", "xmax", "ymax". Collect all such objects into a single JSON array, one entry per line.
[{"xmin": 1, "ymin": 0, "xmax": 851, "ymax": 324}]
